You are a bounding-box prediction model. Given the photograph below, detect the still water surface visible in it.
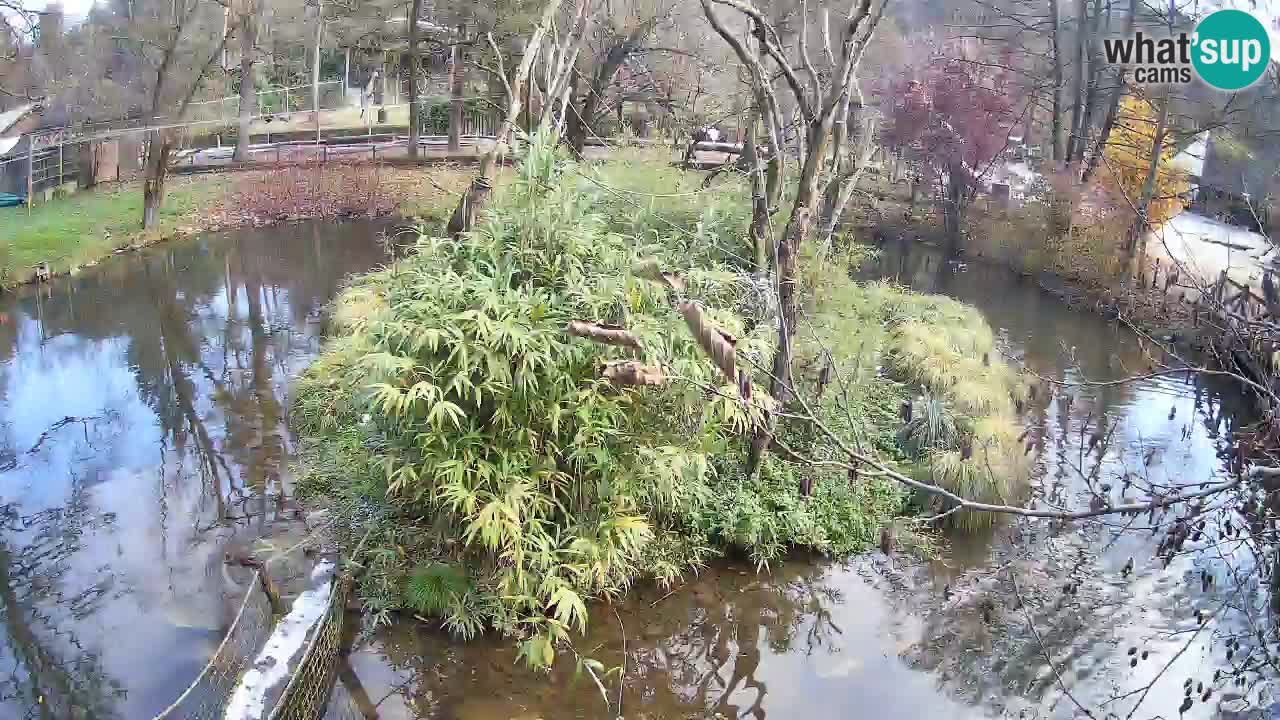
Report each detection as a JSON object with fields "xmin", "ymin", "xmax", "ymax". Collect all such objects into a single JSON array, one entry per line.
[
  {"xmin": 0, "ymin": 221, "xmax": 391, "ymax": 719},
  {"xmin": 0, "ymin": 224, "xmax": 1262, "ymax": 720},
  {"xmin": 336, "ymin": 239, "xmax": 1261, "ymax": 720}
]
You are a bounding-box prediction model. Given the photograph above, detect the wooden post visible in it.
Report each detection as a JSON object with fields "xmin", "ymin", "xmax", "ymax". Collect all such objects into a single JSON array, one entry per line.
[
  {"xmin": 448, "ymin": 24, "xmax": 464, "ymax": 152},
  {"xmin": 26, "ymin": 140, "xmax": 33, "ymax": 214},
  {"xmin": 312, "ymin": 0, "xmax": 323, "ymax": 144},
  {"xmin": 343, "ymin": 47, "xmax": 351, "ymax": 98},
  {"xmin": 58, "ymin": 141, "xmax": 64, "ymax": 188}
]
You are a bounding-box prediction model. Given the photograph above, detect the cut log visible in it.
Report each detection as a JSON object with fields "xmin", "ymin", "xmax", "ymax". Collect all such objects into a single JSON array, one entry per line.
[
  {"xmin": 679, "ymin": 301, "xmax": 738, "ymax": 385},
  {"xmin": 601, "ymin": 360, "xmax": 666, "ymax": 386},
  {"xmin": 567, "ymin": 320, "xmax": 642, "ymax": 350}
]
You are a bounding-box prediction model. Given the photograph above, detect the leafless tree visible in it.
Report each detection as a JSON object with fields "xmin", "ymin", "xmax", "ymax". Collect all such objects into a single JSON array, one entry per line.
[
  {"xmin": 124, "ymin": 0, "xmax": 235, "ymax": 228},
  {"xmin": 445, "ymin": 0, "xmax": 586, "ymax": 236},
  {"xmin": 232, "ymin": 0, "xmax": 262, "ymax": 162},
  {"xmin": 699, "ymin": 0, "xmax": 883, "ymax": 472}
]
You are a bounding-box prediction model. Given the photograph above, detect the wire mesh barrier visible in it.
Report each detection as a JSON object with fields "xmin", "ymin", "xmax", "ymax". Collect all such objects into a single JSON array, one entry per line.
[
  {"xmin": 267, "ymin": 573, "xmax": 353, "ymax": 720},
  {"xmin": 152, "ymin": 571, "xmax": 276, "ymax": 720},
  {"xmin": 418, "ymin": 103, "xmax": 503, "ymax": 138},
  {"xmin": 0, "ymin": 92, "xmax": 510, "ymax": 205},
  {"xmin": 147, "ymin": 562, "xmax": 354, "ymax": 720},
  {"xmin": 186, "ymin": 82, "xmax": 346, "ymax": 125}
]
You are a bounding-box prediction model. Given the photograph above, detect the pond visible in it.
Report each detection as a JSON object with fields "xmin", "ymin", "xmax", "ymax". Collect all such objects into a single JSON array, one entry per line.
[
  {"xmin": 334, "ymin": 238, "xmax": 1263, "ymax": 720},
  {"xmin": 0, "ymin": 221, "xmax": 394, "ymax": 719},
  {"xmin": 0, "ymin": 223, "xmax": 1262, "ymax": 720}
]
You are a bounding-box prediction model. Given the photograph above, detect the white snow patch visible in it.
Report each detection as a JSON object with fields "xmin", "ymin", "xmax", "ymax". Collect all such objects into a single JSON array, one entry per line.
[
  {"xmin": 223, "ymin": 561, "xmax": 335, "ymax": 720},
  {"xmin": 1147, "ymin": 211, "xmax": 1275, "ymax": 292}
]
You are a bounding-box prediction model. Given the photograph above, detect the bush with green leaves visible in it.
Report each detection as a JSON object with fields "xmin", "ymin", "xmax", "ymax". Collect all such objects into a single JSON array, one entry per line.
[
  {"xmin": 294, "ymin": 137, "xmax": 910, "ymax": 667},
  {"xmin": 793, "ymin": 249, "xmax": 1031, "ymax": 529},
  {"xmin": 295, "ymin": 138, "xmax": 1032, "ymax": 665}
]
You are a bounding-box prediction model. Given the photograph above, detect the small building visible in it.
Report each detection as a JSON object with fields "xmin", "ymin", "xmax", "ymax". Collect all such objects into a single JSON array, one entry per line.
[
  {"xmin": 0, "ymin": 105, "xmax": 40, "ymax": 199},
  {"xmin": 0, "ymin": 104, "xmax": 92, "ymax": 203}
]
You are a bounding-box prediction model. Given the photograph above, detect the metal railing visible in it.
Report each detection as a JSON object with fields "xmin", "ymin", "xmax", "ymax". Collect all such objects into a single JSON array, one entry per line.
[
  {"xmin": 186, "ymin": 81, "xmax": 346, "ymax": 124},
  {"xmin": 0, "ymin": 92, "xmax": 510, "ymax": 208}
]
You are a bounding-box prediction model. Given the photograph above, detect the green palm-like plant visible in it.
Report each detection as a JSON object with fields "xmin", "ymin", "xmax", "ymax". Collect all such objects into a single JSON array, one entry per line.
[
  {"xmin": 898, "ymin": 394, "xmax": 963, "ymax": 457},
  {"xmin": 295, "ymin": 134, "xmax": 1027, "ymax": 665},
  {"xmin": 295, "ymin": 134, "xmax": 773, "ymax": 662},
  {"xmin": 406, "ymin": 562, "xmax": 471, "ymax": 615}
]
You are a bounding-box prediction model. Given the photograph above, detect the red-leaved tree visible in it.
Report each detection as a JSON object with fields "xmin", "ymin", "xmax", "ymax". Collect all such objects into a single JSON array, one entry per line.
[{"xmin": 882, "ymin": 58, "xmax": 1017, "ymax": 253}]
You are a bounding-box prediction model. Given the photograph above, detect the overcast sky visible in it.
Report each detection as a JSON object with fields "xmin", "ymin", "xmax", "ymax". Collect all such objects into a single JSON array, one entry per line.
[
  {"xmin": 23, "ymin": 0, "xmax": 96, "ymax": 18},
  {"xmin": 10, "ymin": 0, "xmax": 1280, "ymax": 60}
]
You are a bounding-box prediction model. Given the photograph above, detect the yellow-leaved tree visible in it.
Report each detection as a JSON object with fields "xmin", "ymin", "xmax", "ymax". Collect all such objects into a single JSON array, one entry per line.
[{"xmin": 1101, "ymin": 95, "xmax": 1190, "ymax": 228}]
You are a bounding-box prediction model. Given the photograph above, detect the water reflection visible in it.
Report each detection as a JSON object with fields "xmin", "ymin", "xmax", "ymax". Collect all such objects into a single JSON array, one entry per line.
[
  {"xmin": 341, "ymin": 560, "xmax": 981, "ymax": 720},
  {"xmin": 0, "ymin": 221, "xmax": 391, "ymax": 718},
  {"xmin": 868, "ymin": 239, "xmax": 1265, "ymax": 717},
  {"xmin": 338, "ymin": 239, "xmax": 1259, "ymax": 720}
]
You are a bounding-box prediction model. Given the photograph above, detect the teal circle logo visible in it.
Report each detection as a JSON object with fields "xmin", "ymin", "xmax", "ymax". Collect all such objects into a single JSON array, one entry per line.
[{"xmin": 1192, "ymin": 9, "xmax": 1270, "ymax": 90}]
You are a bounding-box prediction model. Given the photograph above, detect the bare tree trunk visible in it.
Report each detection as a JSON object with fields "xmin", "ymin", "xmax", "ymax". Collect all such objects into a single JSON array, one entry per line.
[
  {"xmin": 234, "ymin": 6, "xmax": 257, "ymax": 163},
  {"xmin": 1073, "ymin": 0, "xmax": 1102, "ymax": 165},
  {"xmin": 446, "ymin": 0, "xmax": 564, "ymax": 237},
  {"xmin": 770, "ymin": 121, "xmax": 829, "ymax": 405},
  {"xmin": 142, "ymin": 131, "xmax": 172, "ymax": 229},
  {"xmin": 698, "ymin": 0, "xmax": 878, "ymax": 479},
  {"xmin": 142, "ymin": 22, "xmax": 232, "ymax": 229},
  {"xmin": 1082, "ymin": 77, "xmax": 1123, "ymax": 183},
  {"xmin": 1082, "ymin": 0, "xmax": 1135, "ymax": 183},
  {"xmin": 943, "ymin": 161, "xmax": 968, "ymax": 255},
  {"xmin": 748, "ymin": 120, "xmax": 829, "ymax": 477},
  {"xmin": 311, "ymin": 0, "xmax": 323, "ymax": 144},
  {"xmin": 406, "ymin": 0, "xmax": 423, "ymax": 158},
  {"xmin": 1124, "ymin": 0, "xmax": 1175, "ymax": 265},
  {"xmin": 741, "ymin": 109, "xmax": 768, "ymax": 270},
  {"xmin": 564, "ymin": 71, "xmax": 582, "ymax": 146},
  {"xmin": 448, "ymin": 23, "xmax": 465, "ymax": 153},
  {"xmin": 1065, "ymin": 0, "xmax": 1088, "ymax": 164},
  {"xmin": 1048, "ymin": 0, "xmax": 1064, "ymax": 165},
  {"xmin": 568, "ymin": 27, "xmax": 653, "ymax": 154},
  {"xmin": 818, "ymin": 90, "xmax": 854, "ymax": 230},
  {"xmin": 818, "ymin": 72, "xmax": 879, "ymax": 251},
  {"xmin": 1125, "ymin": 92, "xmax": 1170, "ymax": 261}
]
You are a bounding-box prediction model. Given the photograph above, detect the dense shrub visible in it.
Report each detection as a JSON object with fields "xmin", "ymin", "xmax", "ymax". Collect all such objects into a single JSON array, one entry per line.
[
  {"xmin": 221, "ymin": 161, "xmax": 396, "ymax": 222},
  {"xmin": 798, "ymin": 253, "xmax": 1031, "ymax": 529},
  {"xmin": 294, "ymin": 139, "xmax": 1031, "ymax": 663},
  {"xmin": 294, "ymin": 139, "xmax": 909, "ymax": 666}
]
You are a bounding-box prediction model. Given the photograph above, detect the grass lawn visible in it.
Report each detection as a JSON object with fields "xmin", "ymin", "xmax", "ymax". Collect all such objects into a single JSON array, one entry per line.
[
  {"xmin": 0, "ymin": 164, "xmax": 475, "ymax": 288},
  {"xmin": 0, "ymin": 175, "xmax": 234, "ymax": 286},
  {"xmin": 244, "ymin": 106, "xmax": 410, "ymax": 135}
]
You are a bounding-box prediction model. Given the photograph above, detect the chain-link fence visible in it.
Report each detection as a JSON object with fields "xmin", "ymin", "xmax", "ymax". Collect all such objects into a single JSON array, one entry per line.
[
  {"xmin": 267, "ymin": 574, "xmax": 353, "ymax": 720},
  {"xmin": 149, "ymin": 568, "xmax": 355, "ymax": 720},
  {"xmin": 152, "ymin": 571, "xmax": 275, "ymax": 720}
]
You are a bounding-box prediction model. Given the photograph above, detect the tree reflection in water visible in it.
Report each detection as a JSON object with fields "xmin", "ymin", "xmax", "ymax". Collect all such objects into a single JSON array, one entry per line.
[
  {"xmin": 340, "ymin": 240, "xmax": 1260, "ymax": 720},
  {"xmin": 0, "ymin": 221, "xmax": 393, "ymax": 718},
  {"xmin": 351, "ymin": 558, "xmax": 979, "ymax": 720},
  {"xmin": 0, "ymin": 500, "xmax": 123, "ymax": 720}
]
